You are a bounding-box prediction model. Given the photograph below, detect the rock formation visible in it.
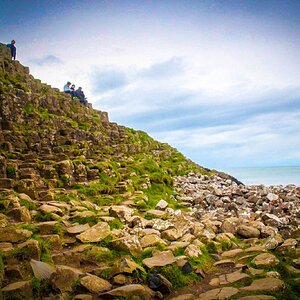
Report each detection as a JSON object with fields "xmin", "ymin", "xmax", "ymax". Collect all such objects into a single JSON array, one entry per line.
[{"xmin": 0, "ymin": 43, "xmax": 299, "ymax": 299}]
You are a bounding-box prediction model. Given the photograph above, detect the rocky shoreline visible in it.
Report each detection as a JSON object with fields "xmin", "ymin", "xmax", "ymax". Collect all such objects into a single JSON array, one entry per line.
[
  {"xmin": 1, "ymin": 172, "xmax": 299, "ymax": 299},
  {"xmin": 0, "ymin": 42, "xmax": 299, "ymax": 299}
]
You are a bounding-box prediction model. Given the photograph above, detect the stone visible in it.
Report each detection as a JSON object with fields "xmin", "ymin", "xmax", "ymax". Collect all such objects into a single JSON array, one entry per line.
[
  {"xmin": 7, "ymin": 206, "xmax": 31, "ymax": 222},
  {"xmin": 184, "ymin": 244, "xmax": 202, "ymax": 257},
  {"xmin": 276, "ymin": 238, "xmax": 298, "ymax": 256},
  {"xmin": 0, "ymin": 242, "xmax": 13, "ymax": 253},
  {"xmin": 111, "ymin": 234, "xmax": 142, "ymax": 257},
  {"xmin": 51, "ymin": 265, "xmax": 83, "ymax": 292},
  {"xmin": 237, "ymin": 296, "xmax": 276, "ymax": 300},
  {"xmin": 30, "ymin": 259, "xmax": 56, "ymax": 279},
  {"xmin": 196, "ymin": 287, "xmax": 239, "ymax": 300},
  {"xmin": 72, "ymin": 295, "xmax": 93, "ymax": 300},
  {"xmin": 101, "ymin": 284, "xmax": 157, "ymax": 300},
  {"xmin": 0, "ymin": 227, "xmax": 32, "ymax": 242},
  {"xmin": 140, "ymin": 234, "xmax": 166, "ymax": 248},
  {"xmin": 146, "ymin": 209, "xmax": 168, "ymax": 218},
  {"xmin": 237, "ymin": 225, "xmax": 260, "ymax": 238},
  {"xmin": 252, "ymin": 253, "xmax": 279, "ymax": 267},
  {"xmin": 67, "ymin": 224, "xmax": 90, "ymax": 234},
  {"xmin": 170, "ymin": 294, "xmax": 195, "ymax": 300},
  {"xmin": 110, "ymin": 258, "xmax": 146, "ymax": 276},
  {"xmin": 113, "ymin": 274, "xmax": 133, "ymax": 285},
  {"xmin": 80, "ymin": 274, "xmax": 112, "ymax": 293},
  {"xmin": 2, "ymin": 280, "xmax": 33, "ymax": 300},
  {"xmin": 221, "ymin": 249, "xmax": 243, "ymax": 258},
  {"xmin": 76, "ymin": 222, "xmax": 110, "ymax": 243},
  {"xmin": 40, "ymin": 234, "xmax": 62, "ymax": 251},
  {"xmin": 17, "ymin": 239, "xmax": 41, "ymax": 260},
  {"xmin": 213, "ymin": 259, "xmax": 235, "ymax": 268},
  {"xmin": 162, "ymin": 229, "xmax": 183, "ymax": 241},
  {"xmin": 241, "ymin": 278, "xmax": 285, "ymax": 292},
  {"xmin": 264, "ymin": 234, "xmax": 284, "ymax": 250},
  {"xmin": 156, "ymin": 199, "xmax": 169, "ymax": 210},
  {"xmin": 109, "ymin": 205, "xmax": 134, "ymax": 222},
  {"xmin": 143, "ymin": 250, "xmax": 176, "ymax": 268},
  {"xmin": 39, "ymin": 203, "xmax": 63, "ymax": 215},
  {"xmin": 209, "ymin": 270, "xmax": 251, "ymax": 286},
  {"xmin": 148, "ymin": 273, "xmax": 173, "ymax": 294},
  {"xmin": 167, "ymin": 241, "xmax": 190, "ymax": 252},
  {"xmin": 152, "ymin": 219, "xmax": 174, "ymax": 231}
]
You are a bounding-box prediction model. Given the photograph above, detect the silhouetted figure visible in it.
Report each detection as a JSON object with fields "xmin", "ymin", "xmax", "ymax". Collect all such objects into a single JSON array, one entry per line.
[
  {"xmin": 6, "ymin": 40, "xmax": 16, "ymax": 60},
  {"xmin": 75, "ymin": 87, "xmax": 88, "ymax": 108}
]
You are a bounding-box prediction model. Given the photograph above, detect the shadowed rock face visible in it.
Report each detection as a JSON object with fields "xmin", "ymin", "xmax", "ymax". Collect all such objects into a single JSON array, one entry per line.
[{"xmin": 0, "ymin": 43, "xmax": 299, "ymax": 300}]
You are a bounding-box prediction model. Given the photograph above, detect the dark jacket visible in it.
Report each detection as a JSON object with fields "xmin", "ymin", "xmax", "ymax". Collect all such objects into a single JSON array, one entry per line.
[
  {"xmin": 7, "ymin": 44, "xmax": 16, "ymax": 60},
  {"xmin": 75, "ymin": 89, "xmax": 85, "ymax": 100}
]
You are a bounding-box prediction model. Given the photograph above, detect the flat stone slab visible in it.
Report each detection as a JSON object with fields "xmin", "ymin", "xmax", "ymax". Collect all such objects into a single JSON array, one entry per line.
[
  {"xmin": 170, "ymin": 294, "xmax": 195, "ymax": 300},
  {"xmin": 221, "ymin": 249, "xmax": 243, "ymax": 258},
  {"xmin": 213, "ymin": 259, "xmax": 235, "ymax": 268},
  {"xmin": 196, "ymin": 287, "xmax": 239, "ymax": 300},
  {"xmin": 101, "ymin": 284, "xmax": 156, "ymax": 300},
  {"xmin": 143, "ymin": 250, "xmax": 176, "ymax": 268},
  {"xmin": 241, "ymin": 278, "xmax": 285, "ymax": 292},
  {"xmin": 252, "ymin": 253, "xmax": 279, "ymax": 267},
  {"xmin": 76, "ymin": 222, "xmax": 110, "ymax": 243},
  {"xmin": 67, "ymin": 224, "xmax": 90, "ymax": 234},
  {"xmin": 209, "ymin": 270, "xmax": 250, "ymax": 286},
  {"xmin": 80, "ymin": 274, "xmax": 112, "ymax": 293},
  {"xmin": 237, "ymin": 296, "xmax": 276, "ymax": 300}
]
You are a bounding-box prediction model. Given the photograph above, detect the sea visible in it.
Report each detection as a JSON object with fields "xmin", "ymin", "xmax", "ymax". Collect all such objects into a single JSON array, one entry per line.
[{"xmin": 221, "ymin": 166, "xmax": 300, "ymax": 186}]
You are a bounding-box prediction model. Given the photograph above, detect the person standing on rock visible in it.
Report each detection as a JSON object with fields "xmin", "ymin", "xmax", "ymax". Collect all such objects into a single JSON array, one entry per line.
[{"xmin": 6, "ymin": 40, "xmax": 16, "ymax": 60}]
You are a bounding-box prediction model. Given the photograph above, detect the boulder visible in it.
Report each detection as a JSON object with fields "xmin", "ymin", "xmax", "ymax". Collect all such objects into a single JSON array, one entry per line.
[
  {"xmin": 17, "ymin": 239, "xmax": 41, "ymax": 260},
  {"xmin": 184, "ymin": 244, "xmax": 202, "ymax": 258},
  {"xmin": 111, "ymin": 235, "xmax": 142, "ymax": 257},
  {"xmin": 140, "ymin": 234, "xmax": 166, "ymax": 248},
  {"xmin": 237, "ymin": 296, "xmax": 276, "ymax": 300},
  {"xmin": 148, "ymin": 273, "xmax": 173, "ymax": 294},
  {"xmin": 51, "ymin": 265, "xmax": 83, "ymax": 292},
  {"xmin": 109, "ymin": 205, "xmax": 134, "ymax": 222},
  {"xmin": 252, "ymin": 253, "xmax": 279, "ymax": 267},
  {"xmin": 80, "ymin": 274, "xmax": 112, "ymax": 293},
  {"xmin": 101, "ymin": 284, "xmax": 157, "ymax": 300},
  {"xmin": 196, "ymin": 287, "xmax": 239, "ymax": 300},
  {"xmin": 110, "ymin": 258, "xmax": 146, "ymax": 277},
  {"xmin": 67, "ymin": 223, "xmax": 90, "ymax": 234},
  {"xmin": 0, "ymin": 227, "xmax": 32, "ymax": 242},
  {"xmin": 156, "ymin": 200, "xmax": 169, "ymax": 210},
  {"xmin": 76, "ymin": 222, "xmax": 110, "ymax": 243},
  {"xmin": 237, "ymin": 225, "xmax": 260, "ymax": 238},
  {"xmin": 143, "ymin": 250, "xmax": 176, "ymax": 268},
  {"xmin": 30, "ymin": 259, "xmax": 56, "ymax": 279},
  {"xmin": 241, "ymin": 278, "xmax": 285, "ymax": 292},
  {"xmin": 7, "ymin": 206, "xmax": 31, "ymax": 222},
  {"xmin": 2, "ymin": 280, "xmax": 32, "ymax": 300}
]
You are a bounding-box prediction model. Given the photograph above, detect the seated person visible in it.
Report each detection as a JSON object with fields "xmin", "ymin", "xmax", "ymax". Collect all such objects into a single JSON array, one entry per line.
[
  {"xmin": 75, "ymin": 87, "xmax": 88, "ymax": 108},
  {"xmin": 70, "ymin": 84, "xmax": 76, "ymax": 98},
  {"xmin": 64, "ymin": 82, "xmax": 71, "ymax": 93}
]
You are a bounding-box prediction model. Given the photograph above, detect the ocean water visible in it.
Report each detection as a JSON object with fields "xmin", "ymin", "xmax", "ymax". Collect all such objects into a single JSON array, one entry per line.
[{"xmin": 222, "ymin": 166, "xmax": 300, "ymax": 186}]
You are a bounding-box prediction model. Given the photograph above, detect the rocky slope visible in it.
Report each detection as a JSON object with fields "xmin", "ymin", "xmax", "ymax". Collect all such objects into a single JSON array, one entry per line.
[{"xmin": 0, "ymin": 43, "xmax": 299, "ymax": 299}]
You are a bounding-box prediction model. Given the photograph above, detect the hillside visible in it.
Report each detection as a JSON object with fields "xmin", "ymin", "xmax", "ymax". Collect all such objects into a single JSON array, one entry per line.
[{"xmin": 0, "ymin": 43, "xmax": 299, "ymax": 300}]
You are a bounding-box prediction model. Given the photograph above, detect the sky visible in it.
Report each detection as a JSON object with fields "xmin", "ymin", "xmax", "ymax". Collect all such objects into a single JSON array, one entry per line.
[{"xmin": 1, "ymin": 0, "xmax": 300, "ymax": 170}]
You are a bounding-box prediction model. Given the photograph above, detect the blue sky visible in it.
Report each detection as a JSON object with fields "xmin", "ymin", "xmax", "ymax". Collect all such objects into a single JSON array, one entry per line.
[{"xmin": 1, "ymin": 0, "xmax": 300, "ymax": 169}]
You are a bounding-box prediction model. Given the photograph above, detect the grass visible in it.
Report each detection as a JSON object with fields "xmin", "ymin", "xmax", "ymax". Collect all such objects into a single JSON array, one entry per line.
[
  {"xmin": 33, "ymin": 211, "xmax": 53, "ymax": 222},
  {"xmin": 19, "ymin": 198, "xmax": 37, "ymax": 210},
  {"xmin": 108, "ymin": 218, "xmax": 124, "ymax": 230},
  {"xmin": 150, "ymin": 264, "xmax": 199, "ymax": 289}
]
